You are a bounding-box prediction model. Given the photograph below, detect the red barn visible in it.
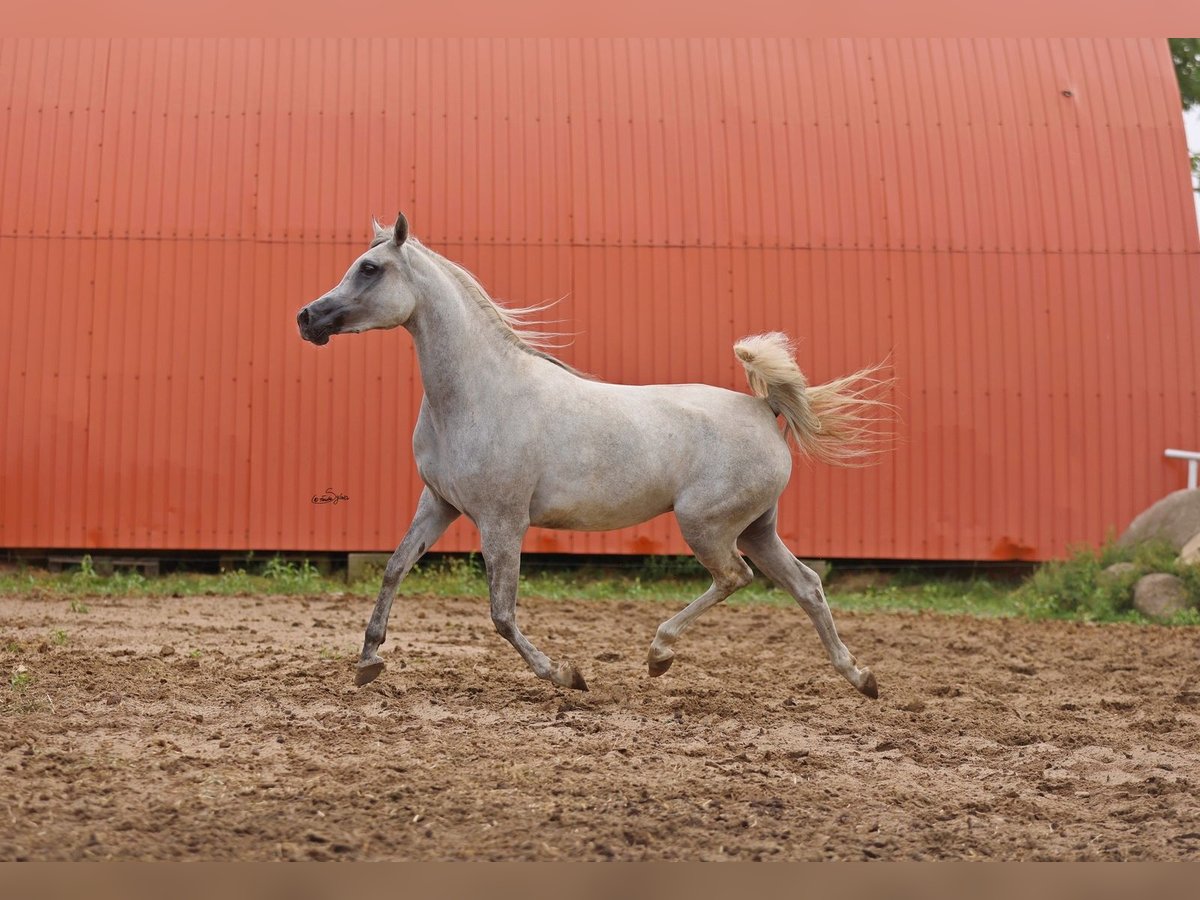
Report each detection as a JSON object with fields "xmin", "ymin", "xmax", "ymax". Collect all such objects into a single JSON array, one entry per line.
[{"xmin": 1, "ymin": 38, "xmax": 1197, "ymax": 560}]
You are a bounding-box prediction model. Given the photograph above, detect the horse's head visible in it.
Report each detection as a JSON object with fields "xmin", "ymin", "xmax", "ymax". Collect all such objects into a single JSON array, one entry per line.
[{"xmin": 296, "ymin": 212, "xmax": 417, "ymax": 345}]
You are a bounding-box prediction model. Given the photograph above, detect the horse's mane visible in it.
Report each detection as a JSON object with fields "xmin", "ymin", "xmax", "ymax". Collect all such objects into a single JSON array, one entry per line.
[{"xmin": 370, "ymin": 228, "xmax": 587, "ymax": 378}]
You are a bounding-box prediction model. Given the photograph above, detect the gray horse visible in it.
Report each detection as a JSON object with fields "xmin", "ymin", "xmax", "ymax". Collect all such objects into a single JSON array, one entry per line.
[{"xmin": 297, "ymin": 214, "xmax": 889, "ymax": 698}]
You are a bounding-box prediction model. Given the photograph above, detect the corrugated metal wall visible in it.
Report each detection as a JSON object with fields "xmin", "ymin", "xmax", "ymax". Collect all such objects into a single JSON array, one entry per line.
[{"xmin": 2, "ymin": 38, "xmax": 1197, "ymax": 560}]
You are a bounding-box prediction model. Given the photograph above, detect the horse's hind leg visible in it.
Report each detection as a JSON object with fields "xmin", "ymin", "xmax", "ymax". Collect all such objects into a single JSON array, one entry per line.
[
  {"xmin": 737, "ymin": 508, "xmax": 878, "ymax": 698},
  {"xmin": 356, "ymin": 487, "xmax": 460, "ymax": 687},
  {"xmin": 647, "ymin": 527, "xmax": 754, "ymax": 677}
]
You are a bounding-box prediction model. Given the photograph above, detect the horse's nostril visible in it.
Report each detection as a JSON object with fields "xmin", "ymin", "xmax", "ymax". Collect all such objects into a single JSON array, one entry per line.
[{"xmin": 297, "ymin": 307, "xmax": 311, "ymax": 328}]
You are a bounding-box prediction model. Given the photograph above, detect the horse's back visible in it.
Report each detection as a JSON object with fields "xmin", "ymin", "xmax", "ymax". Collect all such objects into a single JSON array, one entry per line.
[{"xmin": 574, "ymin": 378, "xmax": 789, "ymax": 458}]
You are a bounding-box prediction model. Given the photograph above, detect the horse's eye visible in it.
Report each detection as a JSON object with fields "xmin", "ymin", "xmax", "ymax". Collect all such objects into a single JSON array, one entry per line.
[{"xmin": 360, "ymin": 263, "xmax": 379, "ymax": 277}]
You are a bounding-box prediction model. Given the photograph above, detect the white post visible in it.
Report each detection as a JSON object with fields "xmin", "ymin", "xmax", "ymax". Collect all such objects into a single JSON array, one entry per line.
[{"xmin": 1164, "ymin": 449, "xmax": 1200, "ymax": 490}]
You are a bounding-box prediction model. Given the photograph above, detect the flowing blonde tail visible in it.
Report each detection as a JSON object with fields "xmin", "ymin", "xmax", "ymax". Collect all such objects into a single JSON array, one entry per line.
[{"xmin": 733, "ymin": 332, "xmax": 894, "ymax": 467}]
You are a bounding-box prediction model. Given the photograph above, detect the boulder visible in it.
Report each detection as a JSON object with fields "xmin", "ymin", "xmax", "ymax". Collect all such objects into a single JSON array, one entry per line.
[
  {"xmin": 1179, "ymin": 533, "xmax": 1200, "ymax": 567},
  {"xmin": 1118, "ymin": 490, "xmax": 1200, "ymax": 552},
  {"xmin": 1133, "ymin": 573, "xmax": 1190, "ymax": 621}
]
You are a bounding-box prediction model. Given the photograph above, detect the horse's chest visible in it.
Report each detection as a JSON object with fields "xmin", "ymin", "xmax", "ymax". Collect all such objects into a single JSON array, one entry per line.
[
  {"xmin": 412, "ymin": 418, "xmax": 532, "ymax": 511},
  {"xmin": 412, "ymin": 424, "xmax": 456, "ymax": 496}
]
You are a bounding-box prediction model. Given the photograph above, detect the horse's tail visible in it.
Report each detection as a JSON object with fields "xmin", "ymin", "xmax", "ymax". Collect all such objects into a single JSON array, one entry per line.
[{"xmin": 733, "ymin": 332, "xmax": 893, "ymax": 467}]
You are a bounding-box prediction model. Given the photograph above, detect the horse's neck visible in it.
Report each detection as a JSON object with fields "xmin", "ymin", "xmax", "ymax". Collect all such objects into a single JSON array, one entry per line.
[{"xmin": 405, "ymin": 259, "xmax": 523, "ymax": 418}]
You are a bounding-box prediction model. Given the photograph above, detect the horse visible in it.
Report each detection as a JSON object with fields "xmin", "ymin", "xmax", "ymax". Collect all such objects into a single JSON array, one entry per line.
[{"xmin": 296, "ymin": 213, "xmax": 891, "ymax": 699}]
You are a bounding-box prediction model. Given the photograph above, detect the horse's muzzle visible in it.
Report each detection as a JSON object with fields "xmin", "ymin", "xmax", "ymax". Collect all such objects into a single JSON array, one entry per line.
[{"xmin": 297, "ymin": 303, "xmax": 341, "ymax": 346}]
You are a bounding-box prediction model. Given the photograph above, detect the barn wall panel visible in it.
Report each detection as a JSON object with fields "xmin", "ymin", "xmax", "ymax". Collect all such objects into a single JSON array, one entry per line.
[{"xmin": 2, "ymin": 38, "xmax": 1197, "ymax": 560}]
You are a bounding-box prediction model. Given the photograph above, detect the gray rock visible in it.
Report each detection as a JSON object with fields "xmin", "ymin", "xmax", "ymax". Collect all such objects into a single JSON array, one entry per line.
[
  {"xmin": 1098, "ymin": 562, "xmax": 1137, "ymax": 584},
  {"xmin": 1179, "ymin": 533, "xmax": 1200, "ymax": 567},
  {"xmin": 1118, "ymin": 490, "xmax": 1200, "ymax": 552},
  {"xmin": 1133, "ymin": 573, "xmax": 1190, "ymax": 621}
]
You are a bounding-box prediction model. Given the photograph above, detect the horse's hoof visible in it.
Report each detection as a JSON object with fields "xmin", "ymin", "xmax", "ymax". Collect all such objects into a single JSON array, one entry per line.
[
  {"xmin": 647, "ymin": 652, "xmax": 674, "ymax": 678},
  {"xmin": 858, "ymin": 669, "xmax": 879, "ymax": 699},
  {"xmin": 553, "ymin": 663, "xmax": 589, "ymax": 692},
  {"xmin": 355, "ymin": 656, "xmax": 386, "ymax": 687}
]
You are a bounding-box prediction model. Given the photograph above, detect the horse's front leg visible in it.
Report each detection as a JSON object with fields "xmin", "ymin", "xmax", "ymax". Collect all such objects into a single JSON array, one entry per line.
[
  {"xmin": 480, "ymin": 520, "xmax": 588, "ymax": 691},
  {"xmin": 355, "ymin": 487, "xmax": 460, "ymax": 686}
]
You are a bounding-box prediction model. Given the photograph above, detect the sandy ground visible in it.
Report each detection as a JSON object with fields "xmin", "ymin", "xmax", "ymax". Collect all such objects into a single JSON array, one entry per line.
[{"xmin": 1, "ymin": 592, "xmax": 1199, "ymax": 861}]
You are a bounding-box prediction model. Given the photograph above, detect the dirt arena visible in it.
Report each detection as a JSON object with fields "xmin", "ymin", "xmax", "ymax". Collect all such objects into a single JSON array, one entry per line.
[{"xmin": 2, "ymin": 592, "xmax": 1198, "ymax": 860}]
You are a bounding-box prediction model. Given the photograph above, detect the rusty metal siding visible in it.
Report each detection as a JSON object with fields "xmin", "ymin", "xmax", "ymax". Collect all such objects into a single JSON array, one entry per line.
[{"xmin": 1, "ymin": 38, "xmax": 1197, "ymax": 560}]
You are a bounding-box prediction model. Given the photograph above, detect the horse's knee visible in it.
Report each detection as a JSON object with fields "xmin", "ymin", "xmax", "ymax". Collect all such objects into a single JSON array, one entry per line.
[
  {"xmin": 791, "ymin": 563, "xmax": 828, "ymax": 610},
  {"xmin": 379, "ymin": 558, "xmax": 407, "ymax": 590},
  {"xmin": 365, "ymin": 623, "xmax": 387, "ymax": 646},
  {"xmin": 795, "ymin": 589, "xmax": 826, "ymax": 615},
  {"xmin": 793, "ymin": 558, "xmax": 824, "ymax": 589}
]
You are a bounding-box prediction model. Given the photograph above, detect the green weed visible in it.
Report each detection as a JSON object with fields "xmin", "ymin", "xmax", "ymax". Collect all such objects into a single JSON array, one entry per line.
[
  {"xmin": 825, "ymin": 575, "xmax": 1016, "ymax": 618},
  {"xmin": 9, "ymin": 668, "xmax": 31, "ymax": 692},
  {"xmin": 406, "ymin": 554, "xmax": 488, "ymax": 596},
  {"xmin": 1, "ymin": 545, "xmax": 1198, "ymax": 625},
  {"xmin": 108, "ymin": 570, "xmax": 147, "ymax": 595},
  {"xmin": 263, "ymin": 557, "xmax": 323, "ymax": 594},
  {"xmin": 1014, "ymin": 540, "xmax": 1200, "ymax": 621},
  {"xmin": 65, "ymin": 554, "xmax": 100, "ymax": 591},
  {"xmin": 217, "ymin": 568, "xmax": 258, "ymax": 594}
]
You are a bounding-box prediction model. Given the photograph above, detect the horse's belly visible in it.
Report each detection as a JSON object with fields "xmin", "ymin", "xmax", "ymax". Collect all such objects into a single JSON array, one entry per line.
[{"xmin": 529, "ymin": 480, "xmax": 675, "ymax": 532}]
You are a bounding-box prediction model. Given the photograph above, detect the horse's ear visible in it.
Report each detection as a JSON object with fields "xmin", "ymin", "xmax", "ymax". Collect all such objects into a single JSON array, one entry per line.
[
  {"xmin": 371, "ymin": 217, "xmax": 386, "ymax": 241},
  {"xmin": 392, "ymin": 212, "xmax": 409, "ymax": 247}
]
